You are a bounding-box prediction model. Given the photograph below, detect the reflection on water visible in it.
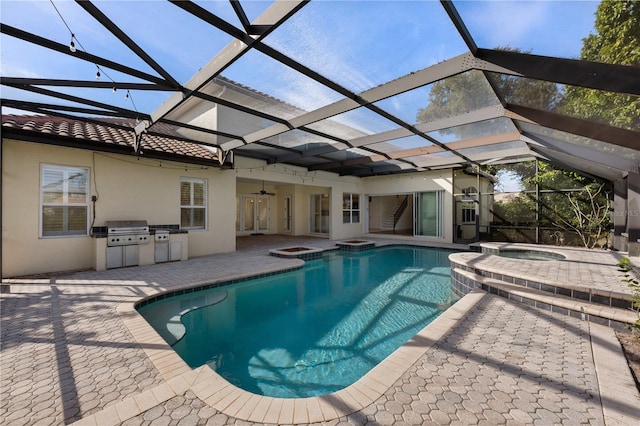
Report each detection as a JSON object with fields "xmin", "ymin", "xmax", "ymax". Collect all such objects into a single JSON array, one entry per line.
[{"xmin": 139, "ymin": 246, "xmax": 458, "ymax": 398}]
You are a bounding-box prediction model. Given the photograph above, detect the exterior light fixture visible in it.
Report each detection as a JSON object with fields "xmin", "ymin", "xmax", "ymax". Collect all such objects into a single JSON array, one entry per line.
[
  {"xmin": 69, "ymin": 34, "xmax": 76, "ymax": 52},
  {"xmin": 96, "ymin": 70, "xmax": 100, "ymax": 80}
]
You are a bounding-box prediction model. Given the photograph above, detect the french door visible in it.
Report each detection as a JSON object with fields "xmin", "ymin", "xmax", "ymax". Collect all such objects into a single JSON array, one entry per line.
[{"xmin": 236, "ymin": 195, "xmax": 270, "ymax": 234}]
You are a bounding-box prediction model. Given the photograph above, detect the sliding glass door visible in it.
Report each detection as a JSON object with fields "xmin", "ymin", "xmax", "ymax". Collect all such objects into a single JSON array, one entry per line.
[
  {"xmin": 283, "ymin": 195, "xmax": 292, "ymax": 233},
  {"xmin": 415, "ymin": 191, "xmax": 443, "ymax": 237},
  {"xmin": 310, "ymin": 194, "xmax": 330, "ymax": 234}
]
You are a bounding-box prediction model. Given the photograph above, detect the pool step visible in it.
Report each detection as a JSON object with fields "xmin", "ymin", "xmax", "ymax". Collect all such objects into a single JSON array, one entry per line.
[
  {"xmin": 453, "ymin": 268, "xmax": 638, "ymax": 330},
  {"xmin": 450, "ymin": 259, "xmax": 634, "ymax": 311}
]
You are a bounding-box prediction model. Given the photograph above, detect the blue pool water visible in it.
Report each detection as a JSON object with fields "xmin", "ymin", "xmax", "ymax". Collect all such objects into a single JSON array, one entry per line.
[{"xmin": 138, "ymin": 246, "xmax": 458, "ymax": 398}]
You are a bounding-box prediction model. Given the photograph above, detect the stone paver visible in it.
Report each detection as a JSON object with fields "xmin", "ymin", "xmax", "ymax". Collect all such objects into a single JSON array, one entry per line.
[
  {"xmin": 2, "ymin": 237, "xmax": 639, "ymax": 425},
  {"xmin": 456, "ymin": 243, "xmax": 631, "ymax": 296}
]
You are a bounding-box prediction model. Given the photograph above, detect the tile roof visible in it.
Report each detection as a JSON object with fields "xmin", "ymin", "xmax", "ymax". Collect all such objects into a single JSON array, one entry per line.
[{"xmin": 1, "ymin": 115, "xmax": 220, "ymax": 163}]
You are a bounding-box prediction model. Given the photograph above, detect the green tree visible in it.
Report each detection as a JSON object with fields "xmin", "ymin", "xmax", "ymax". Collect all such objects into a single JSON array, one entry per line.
[
  {"xmin": 561, "ymin": 0, "xmax": 640, "ymax": 130},
  {"xmin": 489, "ymin": 72, "xmax": 563, "ymax": 111},
  {"xmin": 416, "ymin": 70, "xmax": 496, "ymax": 125},
  {"xmin": 551, "ymin": 182, "xmax": 610, "ymax": 249},
  {"xmin": 416, "ymin": 48, "xmax": 562, "ymax": 138},
  {"xmin": 534, "ymin": 161, "xmax": 592, "ymax": 192},
  {"xmin": 534, "ymin": 162, "xmax": 610, "ymax": 248},
  {"xmin": 487, "ymin": 160, "xmax": 611, "ymax": 248}
]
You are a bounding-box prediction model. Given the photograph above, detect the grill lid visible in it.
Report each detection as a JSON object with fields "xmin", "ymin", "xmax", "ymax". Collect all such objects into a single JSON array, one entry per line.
[{"xmin": 106, "ymin": 220, "xmax": 149, "ymax": 234}]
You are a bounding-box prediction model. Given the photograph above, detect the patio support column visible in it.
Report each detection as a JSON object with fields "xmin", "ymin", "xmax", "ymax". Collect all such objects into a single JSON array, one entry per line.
[
  {"xmin": 0, "ymin": 137, "xmax": 3, "ymax": 284},
  {"xmin": 612, "ymin": 178, "xmax": 627, "ymax": 251},
  {"xmin": 626, "ymin": 172, "xmax": 640, "ymax": 256},
  {"xmin": 535, "ymin": 159, "xmax": 540, "ymax": 244}
]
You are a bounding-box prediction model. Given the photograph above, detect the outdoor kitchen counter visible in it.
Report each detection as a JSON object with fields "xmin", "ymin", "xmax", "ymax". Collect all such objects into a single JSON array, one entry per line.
[{"xmin": 92, "ymin": 228, "xmax": 188, "ymax": 271}]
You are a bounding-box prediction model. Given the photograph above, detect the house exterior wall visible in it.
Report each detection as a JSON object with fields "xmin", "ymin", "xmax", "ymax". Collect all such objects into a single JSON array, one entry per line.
[
  {"xmin": 3, "ymin": 138, "xmax": 467, "ymax": 277},
  {"xmin": 362, "ymin": 170, "xmax": 455, "ymax": 243},
  {"xmin": 331, "ymin": 188, "xmax": 365, "ymax": 240},
  {"xmin": 3, "ymin": 140, "xmax": 96, "ymax": 277},
  {"xmin": 2, "ymin": 139, "xmax": 236, "ymax": 277},
  {"xmin": 453, "ymin": 171, "xmax": 495, "ymax": 238},
  {"xmin": 233, "ymin": 157, "xmax": 362, "ymax": 240},
  {"xmin": 277, "ymin": 184, "xmax": 296, "ymax": 233},
  {"xmin": 293, "ymin": 184, "xmax": 308, "ymax": 236},
  {"xmin": 218, "ymin": 105, "xmax": 263, "ymax": 137}
]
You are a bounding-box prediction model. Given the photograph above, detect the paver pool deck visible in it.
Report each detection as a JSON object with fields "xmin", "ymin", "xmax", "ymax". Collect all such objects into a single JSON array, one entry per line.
[{"xmin": 1, "ymin": 236, "xmax": 639, "ymax": 425}]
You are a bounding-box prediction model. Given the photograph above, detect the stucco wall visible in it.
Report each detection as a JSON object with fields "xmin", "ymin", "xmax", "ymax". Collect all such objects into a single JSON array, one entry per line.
[
  {"xmin": 453, "ymin": 171, "xmax": 494, "ymax": 233},
  {"xmin": 277, "ymin": 184, "xmax": 296, "ymax": 234},
  {"xmin": 233, "ymin": 157, "xmax": 362, "ymax": 240},
  {"xmin": 3, "ymin": 138, "xmax": 467, "ymax": 276},
  {"xmin": 362, "ymin": 170, "xmax": 455, "ymax": 243},
  {"xmin": 2, "ymin": 139, "xmax": 236, "ymax": 277}
]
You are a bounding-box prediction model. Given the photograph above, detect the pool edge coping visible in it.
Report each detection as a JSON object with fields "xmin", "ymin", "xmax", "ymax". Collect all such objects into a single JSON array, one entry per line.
[
  {"xmin": 449, "ymin": 250, "xmax": 634, "ymax": 302},
  {"xmin": 189, "ymin": 289, "xmax": 488, "ymax": 423},
  {"xmin": 97, "ymin": 290, "xmax": 486, "ymax": 425}
]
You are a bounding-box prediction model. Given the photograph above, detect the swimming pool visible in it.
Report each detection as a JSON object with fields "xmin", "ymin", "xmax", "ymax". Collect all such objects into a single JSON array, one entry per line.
[{"xmin": 138, "ymin": 245, "xmax": 458, "ymax": 398}]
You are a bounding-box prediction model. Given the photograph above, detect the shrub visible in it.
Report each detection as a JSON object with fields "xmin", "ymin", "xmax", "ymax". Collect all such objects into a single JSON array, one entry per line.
[{"xmin": 617, "ymin": 257, "xmax": 640, "ymax": 334}]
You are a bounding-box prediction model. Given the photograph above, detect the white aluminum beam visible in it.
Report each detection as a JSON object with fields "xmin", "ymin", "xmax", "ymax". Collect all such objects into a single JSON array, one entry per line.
[
  {"xmin": 150, "ymin": 1, "xmax": 306, "ymax": 124},
  {"xmin": 385, "ymin": 131, "xmax": 521, "ymax": 160},
  {"xmin": 412, "ymin": 146, "xmax": 533, "ymax": 168},
  {"xmin": 220, "ymin": 53, "xmax": 516, "ymax": 151},
  {"xmin": 350, "ymin": 105, "xmax": 506, "ymax": 148},
  {"xmin": 311, "ymin": 131, "xmax": 523, "ymax": 172}
]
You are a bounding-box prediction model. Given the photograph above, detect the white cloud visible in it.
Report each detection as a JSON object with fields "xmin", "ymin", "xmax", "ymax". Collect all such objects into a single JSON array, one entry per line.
[
  {"xmin": 0, "ymin": 63, "xmax": 42, "ymax": 79},
  {"xmin": 466, "ymin": 1, "xmax": 550, "ymax": 49},
  {"xmin": 1, "ymin": 106, "xmax": 43, "ymax": 116},
  {"xmin": 391, "ymin": 98, "xmax": 402, "ymax": 113},
  {"xmin": 274, "ymin": 76, "xmax": 338, "ymax": 112},
  {"xmin": 267, "ymin": 7, "xmax": 375, "ymax": 95}
]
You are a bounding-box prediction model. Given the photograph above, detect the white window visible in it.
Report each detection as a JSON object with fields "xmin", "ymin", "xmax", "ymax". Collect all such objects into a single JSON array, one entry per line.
[
  {"xmin": 40, "ymin": 164, "xmax": 90, "ymax": 237},
  {"xmin": 342, "ymin": 193, "xmax": 360, "ymax": 224},
  {"xmin": 180, "ymin": 177, "xmax": 206, "ymax": 229},
  {"xmin": 462, "ymin": 203, "xmax": 477, "ymax": 224}
]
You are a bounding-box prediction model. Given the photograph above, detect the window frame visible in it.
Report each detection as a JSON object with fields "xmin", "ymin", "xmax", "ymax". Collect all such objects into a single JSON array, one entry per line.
[
  {"xmin": 415, "ymin": 190, "xmax": 444, "ymax": 238},
  {"xmin": 180, "ymin": 177, "xmax": 207, "ymax": 230},
  {"xmin": 342, "ymin": 193, "xmax": 361, "ymax": 224},
  {"xmin": 461, "ymin": 202, "xmax": 477, "ymax": 224},
  {"xmin": 40, "ymin": 163, "xmax": 90, "ymax": 238}
]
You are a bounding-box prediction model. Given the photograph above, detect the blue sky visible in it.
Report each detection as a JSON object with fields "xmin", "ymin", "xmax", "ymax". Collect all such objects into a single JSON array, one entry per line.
[{"xmin": 1, "ymin": 0, "xmax": 600, "ymax": 128}]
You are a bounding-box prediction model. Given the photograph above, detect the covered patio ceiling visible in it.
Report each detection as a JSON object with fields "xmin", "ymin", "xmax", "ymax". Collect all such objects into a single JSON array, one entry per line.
[{"xmin": 1, "ymin": 0, "xmax": 638, "ymax": 180}]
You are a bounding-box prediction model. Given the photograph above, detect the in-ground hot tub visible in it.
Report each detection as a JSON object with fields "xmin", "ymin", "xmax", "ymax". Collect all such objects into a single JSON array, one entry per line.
[
  {"xmin": 269, "ymin": 246, "xmax": 324, "ymax": 260},
  {"xmin": 497, "ymin": 248, "xmax": 565, "ymax": 261},
  {"xmin": 336, "ymin": 239, "xmax": 375, "ymax": 251}
]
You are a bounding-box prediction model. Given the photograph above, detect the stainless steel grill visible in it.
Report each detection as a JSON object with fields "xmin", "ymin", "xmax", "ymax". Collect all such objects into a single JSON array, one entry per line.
[{"xmin": 106, "ymin": 220, "xmax": 150, "ymax": 247}]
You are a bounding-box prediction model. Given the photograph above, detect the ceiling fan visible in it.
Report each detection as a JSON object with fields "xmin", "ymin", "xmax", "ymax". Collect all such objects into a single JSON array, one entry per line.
[{"xmin": 253, "ymin": 181, "xmax": 276, "ymax": 196}]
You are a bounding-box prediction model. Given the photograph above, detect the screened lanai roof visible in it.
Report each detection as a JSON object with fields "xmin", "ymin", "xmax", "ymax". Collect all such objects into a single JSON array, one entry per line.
[{"xmin": 1, "ymin": 1, "xmax": 638, "ymax": 179}]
